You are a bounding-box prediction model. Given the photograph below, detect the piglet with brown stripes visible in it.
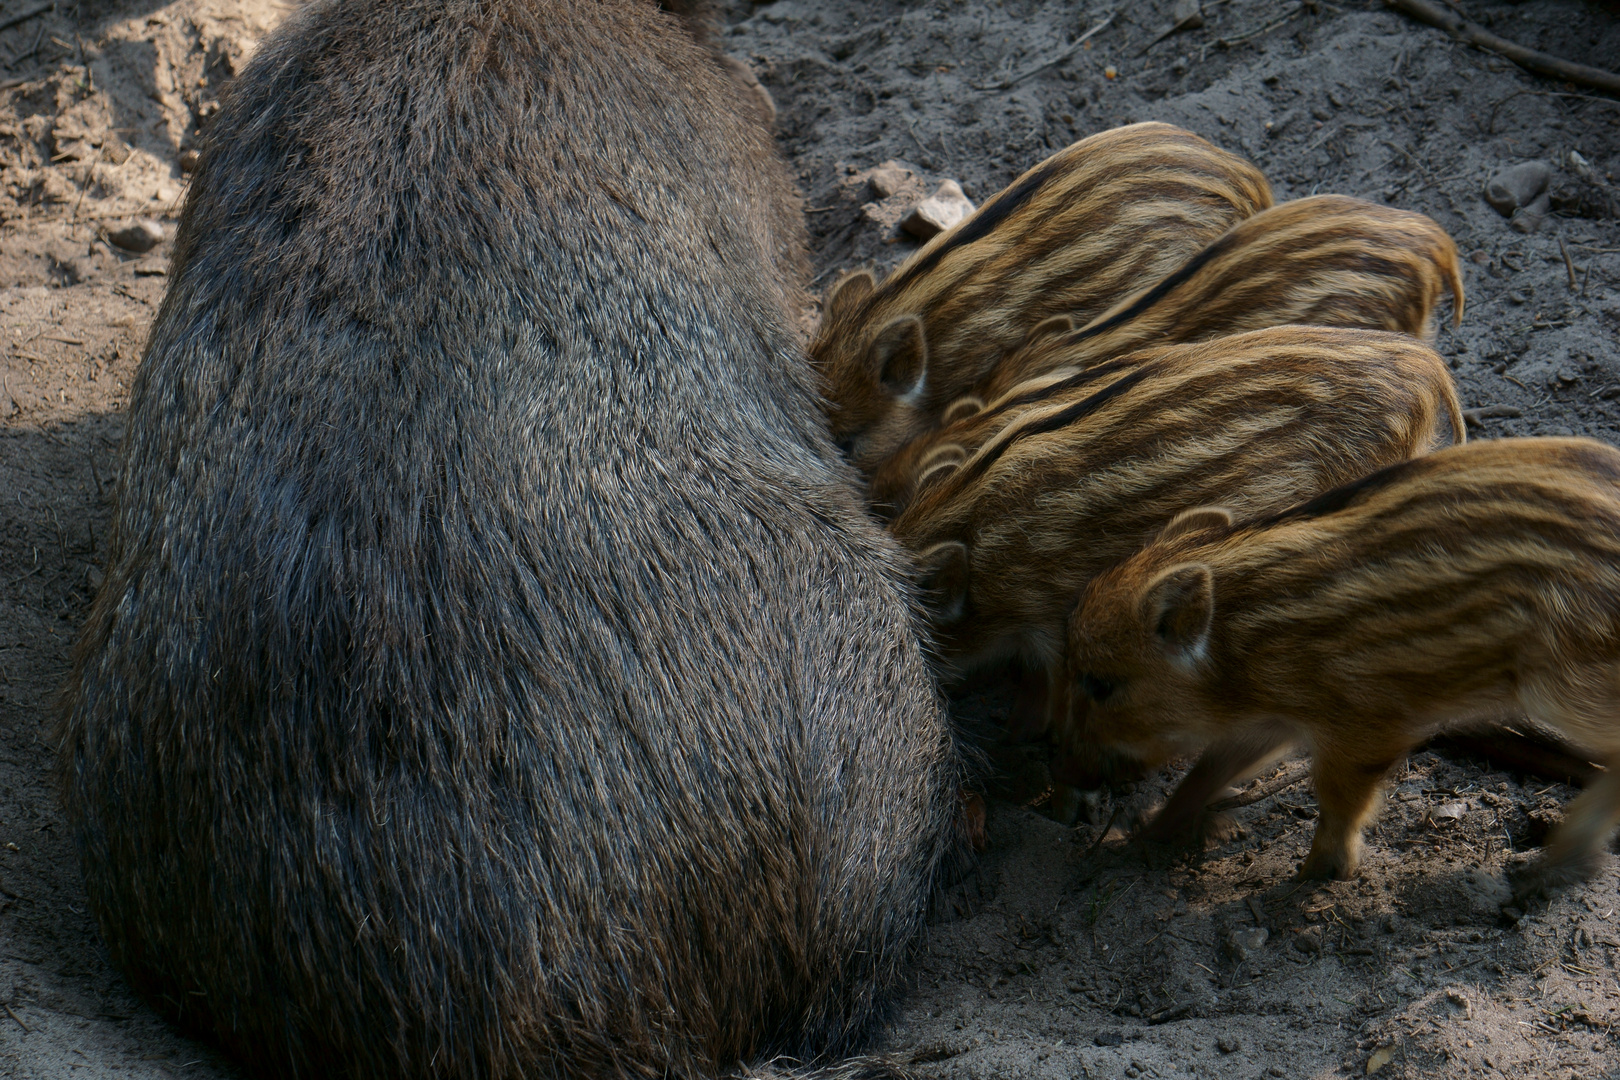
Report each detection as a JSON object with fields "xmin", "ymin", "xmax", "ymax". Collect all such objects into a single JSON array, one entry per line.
[
  {"xmin": 981, "ymin": 194, "xmax": 1465, "ymax": 400},
  {"xmin": 814, "ymin": 121, "xmax": 1272, "ymax": 472},
  {"xmin": 887, "ymin": 326, "xmax": 1464, "ymax": 697},
  {"xmin": 1067, "ymin": 437, "xmax": 1620, "ymax": 901}
]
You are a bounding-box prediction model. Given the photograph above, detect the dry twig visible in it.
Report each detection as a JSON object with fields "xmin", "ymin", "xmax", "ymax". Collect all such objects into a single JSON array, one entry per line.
[
  {"xmin": 1385, "ymin": 0, "xmax": 1620, "ymax": 96},
  {"xmin": 972, "ymin": 13, "xmax": 1115, "ymax": 91}
]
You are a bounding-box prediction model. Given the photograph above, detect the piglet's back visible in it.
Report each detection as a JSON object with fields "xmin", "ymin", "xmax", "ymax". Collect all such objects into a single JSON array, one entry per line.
[
  {"xmin": 889, "ymin": 326, "xmax": 1462, "ymax": 676},
  {"xmin": 1208, "ymin": 437, "xmax": 1620, "ymax": 671}
]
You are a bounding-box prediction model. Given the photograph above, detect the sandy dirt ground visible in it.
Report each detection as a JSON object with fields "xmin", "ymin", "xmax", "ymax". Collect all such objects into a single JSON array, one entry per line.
[{"xmin": 1, "ymin": 0, "xmax": 1618, "ymax": 1077}]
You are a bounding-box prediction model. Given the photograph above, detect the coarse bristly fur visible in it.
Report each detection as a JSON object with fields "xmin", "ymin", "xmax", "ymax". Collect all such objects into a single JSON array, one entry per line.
[
  {"xmin": 981, "ymin": 194, "xmax": 1465, "ymax": 399},
  {"xmin": 886, "ymin": 327, "xmax": 1463, "ymax": 695},
  {"xmin": 813, "ymin": 122, "xmax": 1273, "ymax": 472},
  {"xmin": 55, "ymin": 3, "xmax": 960, "ymax": 1078},
  {"xmin": 1067, "ymin": 437, "xmax": 1620, "ymax": 901}
]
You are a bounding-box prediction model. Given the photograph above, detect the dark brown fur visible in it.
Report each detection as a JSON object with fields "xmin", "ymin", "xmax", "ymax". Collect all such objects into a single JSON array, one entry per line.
[
  {"xmin": 813, "ymin": 122, "xmax": 1273, "ymax": 471},
  {"xmin": 57, "ymin": 3, "xmax": 958, "ymax": 1077},
  {"xmin": 1068, "ymin": 438, "xmax": 1620, "ymax": 897}
]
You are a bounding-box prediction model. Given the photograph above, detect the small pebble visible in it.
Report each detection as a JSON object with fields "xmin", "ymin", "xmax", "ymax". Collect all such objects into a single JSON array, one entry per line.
[
  {"xmin": 1509, "ymin": 191, "xmax": 1551, "ymax": 234},
  {"xmin": 1226, "ymin": 926, "xmax": 1269, "ymax": 961},
  {"xmin": 1430, "ymin": 800, "xmax": 1468, "ymax": 822},
  {"xmin": 1484, "ymin": 160, "xmax": 1551, "ymax": 216},
  {"xmin": 107, "ymin": 220, "xmax": 166, "ymax": 254},
  {"xmin": 179, "ymin": 148, "xmax": 202, "ymax": 174},
  {"xmin": 868, "ymin": 161, "xmax": 911, "ymax": 200},
  {"xmin": 899, "ymin": 179, "xmax": 974, "ymax": 240},
  {"xmin": 1094, "ymin": 1030, "xmax": 1125, "ymax": 1047},
  {"xmin": 1216, "ymin": 1036, "xmax": 1241, "ymax": 1054}
]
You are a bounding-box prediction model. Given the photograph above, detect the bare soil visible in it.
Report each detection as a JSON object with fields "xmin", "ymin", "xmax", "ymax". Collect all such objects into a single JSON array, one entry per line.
[{"xmin": 1, "ymin": 1, "xmax": 1617, "ymax": 1077}]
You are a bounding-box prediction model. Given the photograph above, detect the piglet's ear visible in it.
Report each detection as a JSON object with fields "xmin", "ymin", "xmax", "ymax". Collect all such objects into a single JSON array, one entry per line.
[
  {"xmin": 1145, "ymin": 563, "xmax": 1213, "ymax": 668},
  {"xmin": 1023, "ymin": 314, "xmax": 1074, "ymax": 347},
  {"xmin": 866, "ymin": 315, "xmax": 928, "ymax": 398},
  {"xmin": 916, "ymin": 541, "xmax": 969, "ymax": 624},
  {"xmin": 1154, "ymin": 506, "xmax": 1233, "ymax": 544},
  {"xmin": 823, "ymin": 270, "xmax": 876, "ymax": 323}
]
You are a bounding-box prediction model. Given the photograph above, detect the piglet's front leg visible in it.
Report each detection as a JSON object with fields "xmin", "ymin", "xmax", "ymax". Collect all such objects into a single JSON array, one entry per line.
[
  {"xmin": 1138, "ymin": 728, "xmax": 1293, "ymax": 848},
  {"xmin": 1299, "ymin": 738, "xmax": 1408, "ymax": 880}
]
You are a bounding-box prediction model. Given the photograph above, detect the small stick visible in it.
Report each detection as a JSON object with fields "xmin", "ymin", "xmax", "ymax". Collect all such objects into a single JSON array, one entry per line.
[
  {"xmin": 71, "ymin": 158, "xmax": 93, "ymax": 226},
  {"xmin": 972, "ymin": 12, "xmax": 1116, "ymax": 91},
  {"xmin": 8, "ymin": 19, "xmax": 48, "ymax": 71},
  {"xmin": 1385, "ymin": 0, "xmax": 1620, "ymax": 96},
  {"xmin": 1209, "ymin": 762, "xmax": 1309, "ymax": 812},
  {"xmin": 1559, "ymin": 238, "xmax": 1578, "ymax": 289},
  {"xmin": 3, "ymin": 1002, "xmax": 30, "ymax": 1033},
  {"xmin": 1217, "ymin": 8, "xmax": 1302, "ymax": 50},
  {"xmin": 0, "ymin": 1, "xmax": 53, "ymax": 36}
]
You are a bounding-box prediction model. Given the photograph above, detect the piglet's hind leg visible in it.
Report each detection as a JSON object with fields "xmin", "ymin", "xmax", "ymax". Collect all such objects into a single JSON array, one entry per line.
[{"xmin": 1512, "ymin": 758, "xmax": 1620, "ymax": 903}]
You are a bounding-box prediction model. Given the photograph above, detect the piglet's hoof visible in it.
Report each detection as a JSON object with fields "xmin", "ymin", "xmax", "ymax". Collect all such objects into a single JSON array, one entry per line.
[{"xmin": 1296, "ymin": 848, "xmax": 1359, "ymax": 882}]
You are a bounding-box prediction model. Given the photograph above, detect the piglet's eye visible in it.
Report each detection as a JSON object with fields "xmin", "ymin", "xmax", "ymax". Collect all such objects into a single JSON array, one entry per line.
[{"xmin": 1077, "ymin": 673, "xmax": 1118, "ymax": 704}]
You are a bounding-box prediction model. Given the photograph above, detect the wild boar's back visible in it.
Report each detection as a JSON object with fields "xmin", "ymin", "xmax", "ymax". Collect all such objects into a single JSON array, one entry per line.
[{"xmin": 56, "ymin": 3, "xmax": 959, "ymax": 1078}]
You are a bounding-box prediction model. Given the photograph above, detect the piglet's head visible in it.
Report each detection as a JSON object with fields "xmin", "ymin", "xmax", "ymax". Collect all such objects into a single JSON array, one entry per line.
[
  {"xmin": 1065, "ymin": 507, "xmax": 1233, "ymax": 759},
  {"xmin": 813, "ymin": 271, "xmax": 936, "ymax": 473}
]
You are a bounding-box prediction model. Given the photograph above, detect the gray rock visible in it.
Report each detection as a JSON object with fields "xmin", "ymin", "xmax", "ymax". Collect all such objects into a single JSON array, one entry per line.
[
  {"xmin": 1225, "ymin": 926, "xmax": 1269, "ymax": 961},
  {"xmin": 1430, "ymin": 800, "xmax": 1468, "ymax": 822},
  {"xmin": 107, "ymin": 220, "xmax": 166, "ymax": 254},
  {"xmin": 869, "ymin": 160, "xmax": 912, "ymax": 199},
  {"xmin": 900, "ymin": 179, "xmax": 974, "ymax": 240},
  {"xmin": 1484, "ymin": 161, "xmax": 1551, "ymax": 217},
  {"xmin": 1510, "ymin": 190, "xmax": 1552, "ymax": 233}
]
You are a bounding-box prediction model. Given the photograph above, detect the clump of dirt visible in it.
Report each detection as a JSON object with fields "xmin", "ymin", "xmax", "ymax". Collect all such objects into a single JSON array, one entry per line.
[{"xmin": 2, "ymin": 1, "xmax": 1618, "ymax": 1077}]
